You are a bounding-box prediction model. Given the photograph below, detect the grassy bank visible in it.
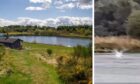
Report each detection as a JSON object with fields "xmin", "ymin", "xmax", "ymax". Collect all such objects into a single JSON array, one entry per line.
[
  {"xmin": 0, "ymin": 42, "xmax": 73, "ymax": 84},
  {"xmin": 95, "ymin": 36, "xmax": 140, "ymax": 53}
]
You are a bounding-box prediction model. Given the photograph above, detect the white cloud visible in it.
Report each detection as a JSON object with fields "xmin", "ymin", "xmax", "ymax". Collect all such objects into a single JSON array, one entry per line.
[
  {"xmin": 29, "ymin": 0, "xmax": 52, "ymax": 3},
  {"xmin": 56, "ymin": 3, "xmax": 75, "ymax": 9},
  {"xmin": 78, "ymin": 4, "xmax": 92, "ymax": 9},
  {"xmin": 0, "ymin": 16, "xmax": 92, "ymax": 27},
  {"xmin": 16, "ymin": 17, "xmax": 44, "ymax": 26},
  {"xmin": 26, "ymin": 0, "xmax": 52, "ymax": 11},
  {"xmin": 77, "ymin": 0, "xmax": 92, "ymax": 9},
  {"xmin": 55, "ymin": 0, "xmax": 92, "ymax": 10},
  {"xmin": 0, "ymin": 19, "xmax": 15, "ymax": 27},
  {"xmin": 25, "ymin": 6, "xmax": 44, "ymax": 11},
  {"xmin": 26, "ymin": 0, "xmax": 92, "ymax": 11}
]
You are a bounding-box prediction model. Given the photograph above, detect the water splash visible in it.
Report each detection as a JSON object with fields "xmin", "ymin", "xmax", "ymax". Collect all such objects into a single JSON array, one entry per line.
[
  {"xmin": 113, "ymin": 50, "xmax": 123, "ymax": 59},
  {"xmin": 67, "ymin": 45, "xmax": 72, "ymax": 47}
]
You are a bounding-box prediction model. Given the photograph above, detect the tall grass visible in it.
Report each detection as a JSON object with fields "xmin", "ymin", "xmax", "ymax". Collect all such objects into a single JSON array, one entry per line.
[
  {"xmin": 95, "ymin": 36, "xmax": 140, "ymax": 52},
  {"xmin": 0, "ymin": 43, "xmax": 73, "ymax": 84}
]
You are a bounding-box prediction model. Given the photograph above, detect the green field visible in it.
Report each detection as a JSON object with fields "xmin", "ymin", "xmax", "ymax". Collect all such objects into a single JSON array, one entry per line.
[{"xmin": 0, "ymin": 43, "xmax": 73, "ymax": 84}]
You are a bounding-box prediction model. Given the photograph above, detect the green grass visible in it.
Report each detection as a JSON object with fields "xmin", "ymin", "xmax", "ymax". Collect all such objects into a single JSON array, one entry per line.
[
  {"xmin": 0, "ymin": 42, "xmax": 73, "ymax": 84},
  {"xmin": 0, "ymin": 72, "xmax": 32, "ymax": 84}
]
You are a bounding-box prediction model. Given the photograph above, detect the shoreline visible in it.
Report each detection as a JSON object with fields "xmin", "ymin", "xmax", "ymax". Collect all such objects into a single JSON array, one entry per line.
[
  {"xmin": 95, "ymin": 36, "xmax": 140, "ymax": 53},
  {"xmin": 3, "ymin": 33, "xmax": 92, "ymax": 39},
  {"xmin": 10, "ymin": 35, "xmax": 91, "ymax": 39},
  {"xmin": 24, "ymin": 42, "xmax": 74, "ymax": 48}
]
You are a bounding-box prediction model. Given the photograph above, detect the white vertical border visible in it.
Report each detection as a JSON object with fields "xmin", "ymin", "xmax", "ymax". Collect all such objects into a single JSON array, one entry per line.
[{"xmin": 92, "ymin": 0, "xmax": 94, "ymax": 84}]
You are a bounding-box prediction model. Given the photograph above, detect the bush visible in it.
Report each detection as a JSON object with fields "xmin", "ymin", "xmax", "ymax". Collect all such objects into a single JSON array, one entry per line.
[
  {"xmin": 0, "ymin": 44, "xmax": 6, "ymax": 61},
  {"xmin": 57, "ymin": 44, "xmax": 92, "ymax": 84},
  {"xmin": 47, "ymin": 49, "xmax": 52, "ymax": 56},
  {"xmin": 127, "ymin": 11, "xmax": 140, "ymax": 38},
  {"xmin": 88, "ymin": 43, "xmax": 92, "ymax": 56},
  {"xmin": 73, "ymin": 45, "xmax": 88, "ymax": 58},
  {"xmin": 57, "ymin": 56, "xmax": 90, "ymax": 84}
]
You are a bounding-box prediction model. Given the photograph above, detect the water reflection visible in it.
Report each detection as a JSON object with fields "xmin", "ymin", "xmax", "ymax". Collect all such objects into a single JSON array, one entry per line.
[{"xmin": 10, "ymin": 36, "xmax": 91, "ymax": 47}]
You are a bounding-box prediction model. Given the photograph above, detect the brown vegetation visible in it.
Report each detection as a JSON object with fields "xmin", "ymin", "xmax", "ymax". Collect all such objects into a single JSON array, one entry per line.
[
  {"xmin": 57, "ymin": 44, "xmax": 92, "ymax": 84},
  {"xmin": 95, "ymin": 36, "xmax": 140, "ymax": 52}
]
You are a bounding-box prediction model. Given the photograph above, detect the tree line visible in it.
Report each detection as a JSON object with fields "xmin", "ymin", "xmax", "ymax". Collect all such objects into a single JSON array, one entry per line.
[
  {"xmin": 0, "ymin": 25, "xmax": 92, "ymax": 38},
  {"xmin": 95, "ymin": 0, "xmax": 140, "ymax": 38}
]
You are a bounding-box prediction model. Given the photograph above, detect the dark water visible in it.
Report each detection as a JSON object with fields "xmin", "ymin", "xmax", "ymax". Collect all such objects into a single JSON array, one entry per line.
[
  {"xmin": 95, "ymin": 53, "xmax": 140, "ymax": 84},
  {"xmin": 10, "ymin": 36, "xmax": 91, "ymax": 47}
]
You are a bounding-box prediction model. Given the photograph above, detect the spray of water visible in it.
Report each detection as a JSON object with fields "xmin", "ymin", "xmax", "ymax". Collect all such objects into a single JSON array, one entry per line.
[
  {"xmin": 113, "ymin": 50, "xmax": 123, "ymax": 58},
  {"xmin": 67, "ymin": 45, "xmax": 72, "ymax": 47}
]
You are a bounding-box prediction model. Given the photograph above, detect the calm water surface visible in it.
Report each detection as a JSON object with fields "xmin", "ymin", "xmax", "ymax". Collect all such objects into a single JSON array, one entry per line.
[
  {"xmin": 95, "ymin": 53, "xmax": 140, "ymax": 84},
  {"xmin": 10, "ymin": 36, "xmax": 91, "ymax": 47}
]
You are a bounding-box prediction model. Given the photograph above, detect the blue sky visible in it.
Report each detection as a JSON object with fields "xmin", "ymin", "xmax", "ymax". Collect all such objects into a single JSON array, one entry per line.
[{"xmin": 0, "ymin": 0, "xmax": 92, "ymax": 27}]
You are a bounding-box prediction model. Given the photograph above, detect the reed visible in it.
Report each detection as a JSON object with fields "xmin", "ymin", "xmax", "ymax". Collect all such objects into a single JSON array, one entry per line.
[{"xmin": 95, "ymin": 36, "xmax": 140, "ymax": 52}]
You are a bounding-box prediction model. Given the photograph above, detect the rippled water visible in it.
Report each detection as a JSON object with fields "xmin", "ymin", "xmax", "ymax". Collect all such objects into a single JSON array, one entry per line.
[{"xmin": 95, "ymin": 53, "xmax": 140, "ymax": 83}]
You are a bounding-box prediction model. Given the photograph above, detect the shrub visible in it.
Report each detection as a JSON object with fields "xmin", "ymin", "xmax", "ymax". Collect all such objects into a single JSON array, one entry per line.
[
  {"xmin": 47, "ymin": 49, "xmax": 52, "ymax": 56},
  {"xmin": 88, "ymin": 43, "xmax": 92, "ymax": 56},
  {"xmin": 0, "ymin": 44, "xmax": 6, "ymax": 61},
  {"xmin": 73, "ymin": 45, "xmax": 85, "ymax": 57},
  {"xmin": 57, "ymin": 44, "xmax": 92, "ymax": 84},
  {"xmin": 73, "ymin": 44, "xmax": 91, "ymax": 59}
]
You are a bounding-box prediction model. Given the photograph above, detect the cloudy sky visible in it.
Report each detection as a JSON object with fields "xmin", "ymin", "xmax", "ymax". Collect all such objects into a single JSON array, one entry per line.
[{"xmin": 0, "ymin": 0, "xmax": 92, "ymax": 27}]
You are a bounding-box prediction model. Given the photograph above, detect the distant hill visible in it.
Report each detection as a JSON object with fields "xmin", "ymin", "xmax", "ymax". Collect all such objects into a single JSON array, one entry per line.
[{"xmin": 95, "ymin": 0, "xmax": 140, "ymax": 36}]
